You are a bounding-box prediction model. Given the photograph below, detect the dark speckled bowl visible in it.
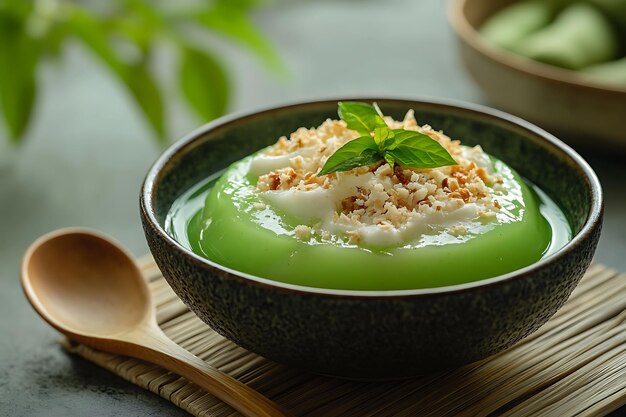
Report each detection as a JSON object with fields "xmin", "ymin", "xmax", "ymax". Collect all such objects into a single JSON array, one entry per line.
[{"xmin": 140, "ymin": 98, "xmax": 602, "ymax": 379}]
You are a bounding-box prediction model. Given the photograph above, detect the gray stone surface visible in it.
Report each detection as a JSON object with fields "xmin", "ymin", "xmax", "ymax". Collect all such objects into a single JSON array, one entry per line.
[{"xmin": 0, "ymin": 1, "xmax": 624, "ymax": 415}]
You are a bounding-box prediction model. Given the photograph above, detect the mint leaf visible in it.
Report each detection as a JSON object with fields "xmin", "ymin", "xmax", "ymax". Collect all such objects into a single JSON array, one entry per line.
[
  {"xmin": 383, "ymin": 152, "xmax": 395, "ymax": 170},
  {"xmin": 386, "ymin": 130, "xmax": 457, "ymax": 169},
  {"xmin": 316, "ymin": 102, "xmax": 458, "ymax": 176},
  {"xmin": 373, "ymin": 126, "xmax": 393, "ymax": 147},
  {"xmin": 338, "ymin": 101, "xmax": 387, "ymax": 136},
  {"xmin": 318, "ymin": 136, "xmax": 381, "ymax": 176}
]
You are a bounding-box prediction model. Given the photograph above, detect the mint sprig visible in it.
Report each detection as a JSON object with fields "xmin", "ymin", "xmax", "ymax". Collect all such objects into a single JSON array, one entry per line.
[
  {"xmin": 338, "ymin": 101, "xmax": 387, "ymax": 136},
  {"xmin": 318, "ymin": 102, "xmax": 457, "ymax": 176}
]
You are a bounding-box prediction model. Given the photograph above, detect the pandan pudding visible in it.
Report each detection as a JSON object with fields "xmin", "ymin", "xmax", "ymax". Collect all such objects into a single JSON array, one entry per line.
[{"xmin": 167, "ymin": 104, "xmax": 570, "ymax": 290}]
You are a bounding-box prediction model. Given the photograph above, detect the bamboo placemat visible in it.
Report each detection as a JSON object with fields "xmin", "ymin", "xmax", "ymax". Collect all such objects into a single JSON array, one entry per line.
[{"xmin": 63, "ymin": 258, "xmax": 626, "ymax": 416}]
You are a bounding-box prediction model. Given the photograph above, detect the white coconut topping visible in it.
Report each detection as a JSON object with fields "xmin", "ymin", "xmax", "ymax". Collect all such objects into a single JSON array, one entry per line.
[{"xmin": 251, "ymin": 110, "xmax": 507, "ymax": 247}]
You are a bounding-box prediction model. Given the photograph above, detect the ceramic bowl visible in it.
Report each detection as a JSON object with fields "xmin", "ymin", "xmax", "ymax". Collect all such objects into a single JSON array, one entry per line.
[
  {"xmin": 140, "ymin": 98, "xmax": 602, "ymax": 379},
  {"xmin": 449, "ymin": 0, "xmax": 626, "ymax": 149}
]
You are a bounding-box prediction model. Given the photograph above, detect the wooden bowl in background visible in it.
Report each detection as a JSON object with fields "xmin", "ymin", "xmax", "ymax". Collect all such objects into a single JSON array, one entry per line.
[{"xmin": 449, "ymin": 0, "xmax": 626, "ymax": 149}]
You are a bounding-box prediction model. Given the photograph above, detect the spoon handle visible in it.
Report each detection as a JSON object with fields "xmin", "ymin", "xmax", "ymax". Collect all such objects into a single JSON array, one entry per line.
[{"xmin": 120, "ymin": 326, "xmax": 292, "ymax": 417}]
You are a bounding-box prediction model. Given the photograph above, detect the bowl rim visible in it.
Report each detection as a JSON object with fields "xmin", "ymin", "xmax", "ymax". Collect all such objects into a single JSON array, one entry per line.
[
  {"xmin": 140, "ymin": 97, "xmax": 603, "ymax": 299},
  {"xmin": 448, "ymin": 0, "xmax": 626, "ymax": 95}
]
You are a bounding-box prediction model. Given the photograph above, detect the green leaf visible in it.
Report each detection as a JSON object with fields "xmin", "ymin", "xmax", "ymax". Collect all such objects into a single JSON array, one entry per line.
[
  {"xmin": 103, "ymin": 17, "xmax": 153, "ymax": 53},
  {"xmin": 0, "ymin": 14, "xmax": 39, "ymax": 142},
  {"xmin": 68, "ymin": 8, "xmax": 125, "ymax": 77},
  {"xmin": 338, "ymin": 101, "xmax": 387, "ymax": 136},
  {"xmin": 373, "ymin": 126, "xmax": 393, "ymax": 147},
  {"xmin": 122, "ymin": 0, "xmax": 164, "ymax": 31},
  {"xmin": 383, "ymin": 152, "xmax": 395, "ymax": 170},
  {"xmin": 318, "ymin": 136, "xmax": 381, "ymax": 176},
  {"xmin": 386, "ymin": 130, "xmax": 457, "ymax": 169},
  {"xmin": 68, "ymin": 8, "xmax": 165, "ymax": 141},
  {"xmin": 319, "ymin": 103, "xmax": 458, "ymax": 174},
  {"xmin": 179, "ymin": 47, "xmax": 229, "ymax": 122},
  {"xmin": 44, "ymin": 23, "xmax": 69, "ymax": 59},
  {"xmin": 0, "ymin": 1, "xmax": 32, "ymax": 19},
  {"xmin": 217, "ymin": 0, "xmax": 260, "ymax": 8},
  {"xmin": 125, "ymin": 63, "xmax": 166, "ymax": 141},
  {"xmin": 195, "ymin": 5, "xmax": 285, "ymax": 76}
]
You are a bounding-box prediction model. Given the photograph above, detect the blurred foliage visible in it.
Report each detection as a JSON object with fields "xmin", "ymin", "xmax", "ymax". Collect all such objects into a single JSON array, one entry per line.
[{"xmin": 0, "ymin": 0, "xmax": 283, "ymax": 144}]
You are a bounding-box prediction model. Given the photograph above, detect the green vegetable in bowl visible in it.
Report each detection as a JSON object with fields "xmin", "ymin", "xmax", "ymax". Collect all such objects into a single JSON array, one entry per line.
[
  {"xmin": 587, "ymin": 0, "xmax": 626, "ymax": 26},
  {"xmin": 479, "ymin": 1, "xmax": 560, "ymax": 50},
  {"xmin": 514, "ymin": 3, "xmax": 619, "ymax": 70},
  {"xmin": 480, "ymin": 0, "xmax": 626, "ymax": 88},
  {"xmin": 582, "ymin": 57, "xmax": 626, "ymax": 87}
]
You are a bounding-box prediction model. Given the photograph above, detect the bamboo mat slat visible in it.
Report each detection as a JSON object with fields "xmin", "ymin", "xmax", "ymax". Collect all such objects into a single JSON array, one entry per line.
[{"xmin": 62, "ymin": 258, "xmax": 626, "ymax": 417}]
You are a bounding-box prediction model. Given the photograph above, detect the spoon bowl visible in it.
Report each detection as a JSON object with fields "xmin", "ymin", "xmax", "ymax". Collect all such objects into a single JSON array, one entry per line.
[
  {"xmin": 23, "ymin": 230, "xmax": 151, "ymax": 337},
  {"xmin": 21, "ymin": 228, "xmax": 291, "ymax": 417}
]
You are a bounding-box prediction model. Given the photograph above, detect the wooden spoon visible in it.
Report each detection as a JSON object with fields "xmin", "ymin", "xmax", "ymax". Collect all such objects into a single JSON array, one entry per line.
[{"xmin": 21, "ymin": 228, "xmax": 291, "ymax": 417}]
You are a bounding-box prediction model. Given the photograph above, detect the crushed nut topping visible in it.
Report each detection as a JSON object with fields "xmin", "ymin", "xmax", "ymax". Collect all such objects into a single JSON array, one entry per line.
[{"xmin": 254, "ymin": 111, "xmax": 505, "ymax": 243}]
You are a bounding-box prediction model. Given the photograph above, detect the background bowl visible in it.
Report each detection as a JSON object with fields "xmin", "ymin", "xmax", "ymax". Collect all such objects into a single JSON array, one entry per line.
[
  {"xmin": 140, "ymin": 98, "xmax": 602, "ymax": 379},
  {"xmin": 449, "ymin": 0, "xmax": 626, "ymax": 149}
]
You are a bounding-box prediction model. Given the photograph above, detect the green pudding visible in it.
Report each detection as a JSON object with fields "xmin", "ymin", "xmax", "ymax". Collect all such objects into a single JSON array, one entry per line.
[{"xmin": 166, "ymin": 153, "xmax": 570, "ymax": 291}]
